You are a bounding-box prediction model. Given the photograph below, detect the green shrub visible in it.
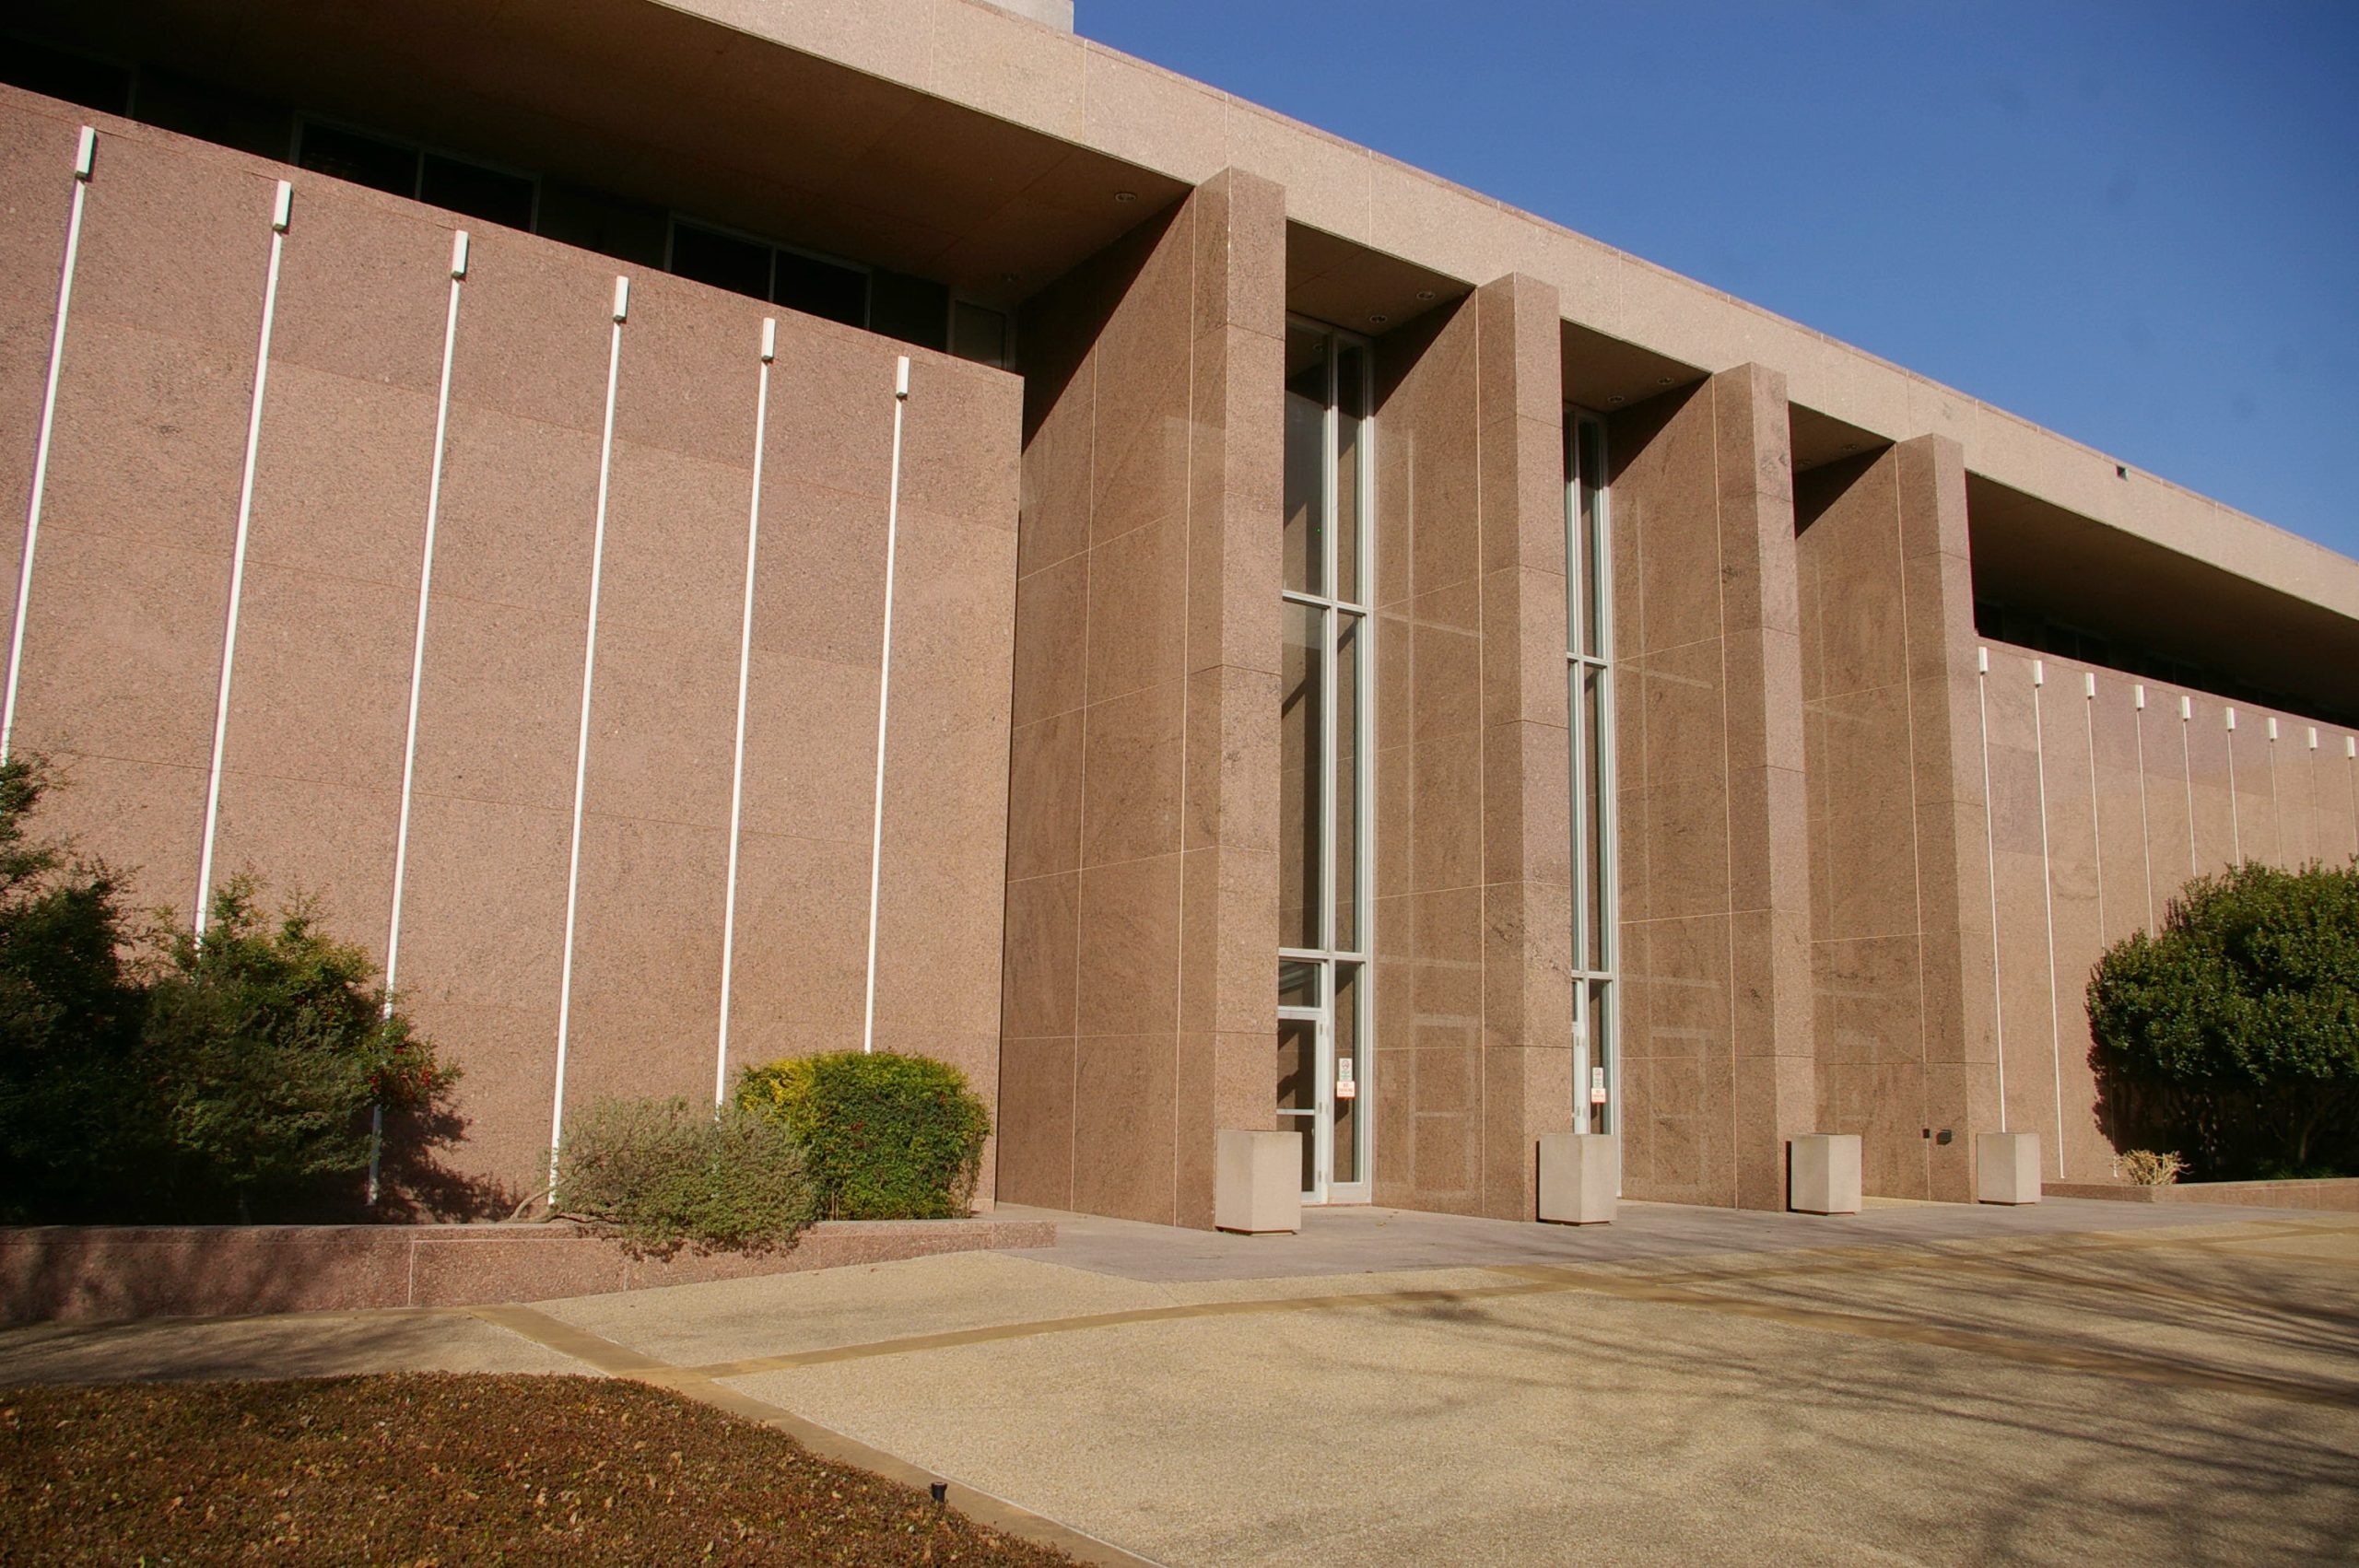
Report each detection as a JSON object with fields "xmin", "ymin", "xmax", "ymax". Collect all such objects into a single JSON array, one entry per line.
[
  {"xmin": 0, "ymin": 757, "xmax": 147, "ymax": 1222},
  {"xmin": 737, "ymin": 1051, "xmax": 990, "ymax": 1220},
  {"xmin": 2087, "ymin": 860, "xmax": 2359, "ymax": 1179},
  {"xmin": 139, "ymin": 879, "xmax": 456, "ymax": 1221},
  {"xmin": 0, "ymin": 755, "xmax": 463, "ymax": 1223},
  {"xmin": 552, "ymin": 1096, "xmax": 816, "ymax": 1255}
]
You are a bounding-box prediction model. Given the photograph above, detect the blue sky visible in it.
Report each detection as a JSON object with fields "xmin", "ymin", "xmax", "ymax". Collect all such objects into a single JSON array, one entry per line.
[{"xmin": 1082, "ymin": 1, "xmax": 2359, "ymax": 558}]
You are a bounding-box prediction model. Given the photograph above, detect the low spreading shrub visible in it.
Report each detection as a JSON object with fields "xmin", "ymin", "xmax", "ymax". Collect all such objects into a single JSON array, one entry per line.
[
  {"xmin": 2088, "ymin": 860, "xmax": 2359, "ymax": 1179},
  {"xmin": 552, "ymin": 1096, "xmax": 816, "ymax": 1256},
  {"xmin": 737, "ymin": 1051, "xmax": 990, "ymax": 1220},
  {"xmin": 2113, "ymin": 1149, "xmax": 2188, "ymax": 1187}
]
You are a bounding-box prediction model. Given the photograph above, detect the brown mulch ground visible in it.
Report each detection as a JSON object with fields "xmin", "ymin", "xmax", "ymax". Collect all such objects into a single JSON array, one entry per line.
[{"xmin": 0, "ymin": 1374, "xmax": 1082, "ymax": 1565}]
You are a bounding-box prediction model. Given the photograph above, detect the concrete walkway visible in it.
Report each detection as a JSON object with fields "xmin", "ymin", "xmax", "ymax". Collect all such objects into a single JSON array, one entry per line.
[{"xmin": 5, "ymin": 1199, "xmax": 2356, "ymax": 1565}]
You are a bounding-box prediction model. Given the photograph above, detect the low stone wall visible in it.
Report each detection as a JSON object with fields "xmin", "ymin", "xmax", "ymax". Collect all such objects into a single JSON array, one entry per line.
[
  {"xmin": 0, "ymin": 1215, "xmax": 1056, "ymax": 1326},
  {"xmin": 2047, "ymin": 1177, "xmax": 2359, "ymax": 1211}
]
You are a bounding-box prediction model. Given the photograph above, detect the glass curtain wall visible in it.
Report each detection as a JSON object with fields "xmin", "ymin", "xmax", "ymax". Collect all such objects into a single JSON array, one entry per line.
[
  {"xmin": 1279, "ymin": 320, "xmax": 1374, "ymax": 1202},
  {"xmin": 1567, "ymin": 410, "xmax": 1618, "ymax": 1134}
]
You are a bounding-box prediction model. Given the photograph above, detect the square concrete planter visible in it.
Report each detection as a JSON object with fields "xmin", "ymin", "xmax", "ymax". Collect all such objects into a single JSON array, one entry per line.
[
  {"xmin": 1788, "ymin": 1134, "xmax": 1861, "ymax": 1215},
  {"xmin": 1537, "ymin": 1133, "xmax": 1618, "ymax": 1224},
  {"xmin": 1215, "ymin": 1129, "xmax": 1301, "ymax": 1235},
  {"xmin": 1976, "ymin": 1131, "xmax": 2043, "ymax": 1204}
]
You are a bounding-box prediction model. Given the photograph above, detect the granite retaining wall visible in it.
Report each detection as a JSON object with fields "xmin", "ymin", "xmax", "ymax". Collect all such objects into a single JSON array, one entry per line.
[
  {"xmin": 0, "ymin": 1216, "xmax": 1055, "ymax": 1325},
  {"xmin": 2046, "ymin": 1178, "xmax": 2359, "ymax": 1211}
]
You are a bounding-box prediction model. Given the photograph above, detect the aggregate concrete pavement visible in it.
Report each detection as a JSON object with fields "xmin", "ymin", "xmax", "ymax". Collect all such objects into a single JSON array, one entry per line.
[
  {"xmin": 4, "ymin": 1199, "xmax": 2354, "ymax": 1565},
  {"xmin": 0, "ymin": 1304, "xmax": 583, "ymax": 1385}
]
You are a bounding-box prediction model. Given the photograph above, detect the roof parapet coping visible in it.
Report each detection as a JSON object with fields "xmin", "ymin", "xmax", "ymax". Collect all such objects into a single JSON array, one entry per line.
[{"xmin": 974, "ymin": 0, "xmax": 1073, "ymax": 31}]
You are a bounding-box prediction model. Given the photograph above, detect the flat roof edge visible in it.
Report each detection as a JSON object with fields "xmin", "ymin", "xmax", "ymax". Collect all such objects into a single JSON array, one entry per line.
[{"xmin": 651, "ymin": 0, "xmax": 2359, "ymax": 620}]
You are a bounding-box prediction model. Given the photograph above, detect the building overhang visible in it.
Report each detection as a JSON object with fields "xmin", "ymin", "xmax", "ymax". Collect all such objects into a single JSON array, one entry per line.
[{"xmin": 18, "ymin": 0, "xmax": 2359, "ymax": 678}]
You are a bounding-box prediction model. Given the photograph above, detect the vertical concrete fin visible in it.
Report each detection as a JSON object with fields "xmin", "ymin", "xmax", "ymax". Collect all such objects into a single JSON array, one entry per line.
[{"xmin": 1606, "ymin": 363, "xmax": 1809, "ymax": 1210}]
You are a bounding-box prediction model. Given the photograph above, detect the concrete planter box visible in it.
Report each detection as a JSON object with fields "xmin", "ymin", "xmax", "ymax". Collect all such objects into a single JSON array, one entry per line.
[
  {"xmin": 1975, "ymin": 1132, "xmax": 2043, "ymax": 1204},
  {"xmin": 1788, "ymin": 1134, "xmax": 1861, "ymax": 1215},
  {"xmin": 1215, "ymin": 1129, "xmax": 1301, "ymax": 1234},
  {"xmin": 0, "ymin": 1215, "xmax": 1055, "ymax": 1326},
  {"xmin": 1537, "ymin": 1134, "xmax": 1617, "ymax": 1224}
]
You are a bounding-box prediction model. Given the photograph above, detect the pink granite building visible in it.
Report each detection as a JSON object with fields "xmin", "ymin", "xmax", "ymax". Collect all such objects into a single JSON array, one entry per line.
[{"xmin": 4, "ymin": 0, "xmax": 2353, "ymax": 1225}]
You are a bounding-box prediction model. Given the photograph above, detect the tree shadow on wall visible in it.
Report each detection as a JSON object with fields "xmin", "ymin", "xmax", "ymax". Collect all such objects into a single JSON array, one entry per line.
[{"xmin": 317, "ymin": 1094, "xmax": 523, "ymax": 1224}]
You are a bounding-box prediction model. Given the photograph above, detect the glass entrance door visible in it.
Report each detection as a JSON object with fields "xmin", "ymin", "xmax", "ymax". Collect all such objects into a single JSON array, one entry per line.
[
  {"xmin": 1280, "ymin": 319, "xmax": 1374, "ymax": 1206},
  {"xmin": 1278, "ymin": 958, "xmax": 1365, "ymax": 1203},
  {"xmin": 1275, "ymin": 1011, "xmax": 1323, "ymax": 1200}
]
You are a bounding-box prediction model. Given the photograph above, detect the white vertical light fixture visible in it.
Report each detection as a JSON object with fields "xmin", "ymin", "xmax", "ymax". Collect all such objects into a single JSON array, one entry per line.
[
  {"xmin": 2132, "ymin": 685, "xmax": 2154, "ymax": 930},
  {"xmin": 716, "ymin": 316, "xmax": 777, "ymax": 1104},
  {"xmin": 2179, "ymin": 694, "xmax": 2197, "ymax": 876},
  {"xmin": 2266, "ymin": 715, "xmax": 2283, "ymax": 858},
  {"xmin": 1974, "ymin": 648, "xmax": 2006, "ymax": 1132},
  {"xmin": 2029, "ymin": 659, "xmax": 2065, "ymax": 1178},
  {"xmin": 2082, "ymin": 671, "xmax": 2104, "ymax": 944},
  {"xmin": 548, "ymin": 275, "xmax": 630, "ymax": 1175},
  {"xmin": 2306, "ymin": 725, "xmax": 2321, "ymax": 868},
  {"xmin": 861, "ymin": 355, "xmax": 912, "ymax": 1056},
  {"xmin": 370, "ymin": 227, "xmax": 469, "ymax": 1207},
  {"xmin": 2224, "ymin": 707, "xmax": 2241, "ymax": 865},
  {"xmin": 2, "ymin": 125, "xmax": 98, "ymax": 764},
  {"xmin": 384, "ymin": 228, "xmax": 470, "ymax": 1004},
  {"xmin": 194, "ymin": 178, "xmax": 294, "ymax": 935}
]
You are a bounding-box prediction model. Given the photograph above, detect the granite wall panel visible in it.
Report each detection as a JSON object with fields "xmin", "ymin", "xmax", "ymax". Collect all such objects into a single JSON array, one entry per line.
[
  {"xmin": 1001, "ymin": 169, "xmax": 1284, "ymax": 1227},
  {"xmin": 10, "ymin": 120, "xmax": 272, "ymax": 926},
  {"xmin": 0, "ymin": 107, "xmax": 80, "ymax": 669},
  {"xmin": 0, "ymin": 95, "xmax": 1019, "ymax": 1211},
  {"xmin": 1606, "ymin": 369, "xmax": 1813, "ymax": 1209},
  {"xmin": 1367, "ymin": 275, "xmax": 1571, "ymax": 1221},
  {"xmin": 1794, "ymin": 437, "xmax": 1996, "ymax": 1200},
  {"xmin": 1973, "ymin": 635, "xmax": 2359, "ymax": 1186},
  {"xmin": 206, "ymin": 177, "xmax": 452, "ymax": 957},
  {"xmin": 397, "ymin": 226, "xmax": 617, "ymax": 1192}
]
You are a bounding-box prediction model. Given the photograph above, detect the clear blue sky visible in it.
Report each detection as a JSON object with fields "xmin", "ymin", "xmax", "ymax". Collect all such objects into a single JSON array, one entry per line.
[{"xmin": 1082, "ymin": 1, "xmax": 2359, "ymax": 558}]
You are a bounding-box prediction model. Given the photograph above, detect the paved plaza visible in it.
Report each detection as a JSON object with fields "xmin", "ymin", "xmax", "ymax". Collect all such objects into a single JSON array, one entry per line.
[{"xmin": 5, "ymin": 1199, "xmax": 2355, "ymax": 1565}]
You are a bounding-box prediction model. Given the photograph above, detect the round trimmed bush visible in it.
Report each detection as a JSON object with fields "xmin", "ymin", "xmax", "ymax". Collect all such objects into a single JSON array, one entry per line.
[
  {"xmin": 2088, "ymin": 860, "xmax": 2359, "ymax": 1178},
  {"xmin": 737, "ymin": 1051, "xmax": 990, "ymax": 1220}
]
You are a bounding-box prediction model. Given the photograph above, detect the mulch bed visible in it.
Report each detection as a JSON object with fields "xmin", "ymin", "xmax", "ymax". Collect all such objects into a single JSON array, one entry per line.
[{"xmin": 0, "ymin": 1374, "xmax": 1081, "ymax": 1565}]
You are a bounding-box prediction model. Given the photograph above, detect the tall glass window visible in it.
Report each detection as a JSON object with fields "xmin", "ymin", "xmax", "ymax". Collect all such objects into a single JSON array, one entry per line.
[
  {"xmin": 1279, "ymin": 321, "xmax": 1374, "ymax": 1202},
  {"xmin": 1567, "ymin": 410, "xmax": 1618, "ymax": 1134}
]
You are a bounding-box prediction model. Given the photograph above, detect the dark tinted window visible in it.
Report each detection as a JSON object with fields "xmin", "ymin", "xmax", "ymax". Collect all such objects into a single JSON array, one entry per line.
[
  {"xmin": 135, "ymin": 68, "xmax": 291, "ymax": 159},
  {"xmin": 774, "ymin": 248, "xmax": 866, "ymax": 327},
  {"xmin": 869, "ymin": 270, "xmax": 948, "ymax": 350},
  {"xmin": 419, "ymin": 153, "xmax": 534, "ymax": 229},
  {"xmin": 952, "ymin": 301, "xmax": 1010, "ymax": 369},
  {"xmin": 298, "ymin": 122, "xmax": 416, "ymax": 196},
  {"xmin": 0, "ymin": 39, "xmax": 131, "ymax": 114},
  {"xmin": 671, "ymin": 221, "xmax": 769, "ymax": 301},
  {"xmin": 536, "ymin": 181, "xmax": 668, "ymax": 267}
]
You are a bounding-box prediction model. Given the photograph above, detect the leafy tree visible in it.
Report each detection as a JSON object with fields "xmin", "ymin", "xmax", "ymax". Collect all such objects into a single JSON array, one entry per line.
[
  {"xmin": 138, "ymin": 879, "xmax": 455, "ymax": 1220},
  {"xmin": 2088, "ymin": 860, "xmax": 2359, "ymax": 1178},
  {"xmin": 0, "ymin": 757, "xmax": 147, "ymax": 1221}
]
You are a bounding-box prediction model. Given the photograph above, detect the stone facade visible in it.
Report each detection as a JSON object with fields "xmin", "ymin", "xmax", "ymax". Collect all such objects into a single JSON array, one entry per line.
[{"xmin": 4, "ymin": 0, "xmax": 2355, "ymax": 1225}]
